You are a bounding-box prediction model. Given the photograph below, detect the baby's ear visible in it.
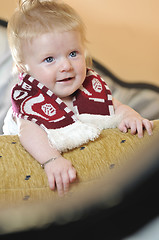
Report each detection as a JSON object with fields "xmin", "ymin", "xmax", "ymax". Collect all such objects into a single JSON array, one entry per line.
[
  {"xmin": 16, "ymin": 64, "xmax": 22, "ymax": 73},
  {"xmin": 16, "ymin": 64, "xmax": 27, "ymax": 73}
]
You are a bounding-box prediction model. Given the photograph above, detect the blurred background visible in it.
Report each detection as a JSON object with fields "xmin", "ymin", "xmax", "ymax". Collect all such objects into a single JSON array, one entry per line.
[{"xmin": 0, "ymin": 0, "xmax": 159, "ymax": 86}]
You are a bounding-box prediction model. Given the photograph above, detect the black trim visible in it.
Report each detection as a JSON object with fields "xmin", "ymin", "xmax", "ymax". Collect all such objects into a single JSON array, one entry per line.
[
  {"xmin": 93, "ymin": 59, "xmax": 159, "ymax": 93},
  {"xmin": 0, "ymin": 19, "xmax": 7, "ymax": 28}
]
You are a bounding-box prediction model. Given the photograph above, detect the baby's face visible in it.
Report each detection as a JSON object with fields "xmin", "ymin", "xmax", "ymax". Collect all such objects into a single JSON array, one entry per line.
[{"xmin": 21, "ymin": 30, "xmax": 86, "ymax": 99}]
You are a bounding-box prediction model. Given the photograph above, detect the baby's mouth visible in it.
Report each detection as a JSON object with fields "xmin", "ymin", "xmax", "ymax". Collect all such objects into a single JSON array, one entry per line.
[{"xmin": 57, "ymin": 77, "xmax": 74, "ymax": 82}]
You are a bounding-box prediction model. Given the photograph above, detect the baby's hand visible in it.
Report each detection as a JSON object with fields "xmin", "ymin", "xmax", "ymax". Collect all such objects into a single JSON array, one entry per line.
[
  {"xmin": 44, "ymin": 156, "xmax": 76, "ymax": 196},
  {"xmin": 118, "ymin": 115, "xmax": 153, "ymax": 138},
  {"xmin": 113, "ymin": 100, "xmax": 153, "ymax": 138}
]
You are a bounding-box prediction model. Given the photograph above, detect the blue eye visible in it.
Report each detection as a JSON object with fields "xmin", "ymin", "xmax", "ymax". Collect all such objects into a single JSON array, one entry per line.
[
  {"xmin": 44, "ymin": 57, "xmax": 54, "ymax": 63},
  {"xmin": 69, "ymin": 51, "xmax": 77, "ymax": 58}
]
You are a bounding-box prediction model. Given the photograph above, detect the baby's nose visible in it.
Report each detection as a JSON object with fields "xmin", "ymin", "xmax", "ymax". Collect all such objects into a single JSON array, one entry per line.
[{"xmin": 59, "ymin": 58, "xmax": 72, "ymax": 72}]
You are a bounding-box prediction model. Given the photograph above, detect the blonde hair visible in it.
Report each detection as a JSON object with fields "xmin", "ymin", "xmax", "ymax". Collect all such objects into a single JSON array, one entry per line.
[{"xmin": 8, "ymin": 0, "xmax": 92, "ymax": 72}]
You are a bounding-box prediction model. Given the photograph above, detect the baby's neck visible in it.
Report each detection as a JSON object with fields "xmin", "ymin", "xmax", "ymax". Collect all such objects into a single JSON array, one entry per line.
[{"xmin": 61, "ymin": 95, "xmax": 74, "ymax": 112}]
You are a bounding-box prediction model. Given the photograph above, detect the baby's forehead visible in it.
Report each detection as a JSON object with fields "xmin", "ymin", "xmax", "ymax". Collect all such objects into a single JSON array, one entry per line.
[{"xmin": 21, "ymin": 30, "xmax": 84, "ymax": 56}]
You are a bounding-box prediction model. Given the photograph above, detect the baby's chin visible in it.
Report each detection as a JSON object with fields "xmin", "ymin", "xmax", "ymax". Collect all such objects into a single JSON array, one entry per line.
[
  {"xmin": 57, "ymin": 93, "xmax": 75, "ymax": 100},
  {"xmin": 55, "ymin": 88, "xmax": 78, "ymax": 99}
]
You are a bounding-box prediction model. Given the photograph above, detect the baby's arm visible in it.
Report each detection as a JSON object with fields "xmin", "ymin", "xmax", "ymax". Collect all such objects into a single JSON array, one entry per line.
[
  {"xmin": 113, "ymin": 98, "xmax": 153, "ymax": 138},
  {"xmin": 17, "ymin": 118, "xmax": 76, "ymax": 196}
]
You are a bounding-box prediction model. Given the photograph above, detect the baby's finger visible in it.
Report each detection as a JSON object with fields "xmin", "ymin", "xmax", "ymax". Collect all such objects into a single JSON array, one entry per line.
[
  {"xmin": 68, "ymin": 167, "xmax": 76, "ymax": 183},
  {"xmin": 143, "ymin": 119, "xmax": 153, "ymax": 136},
  {"xmin": 150, "ymin": 120, "xmax": 154, "ymax": 128},
  {"xmin": 130, "ymin": 120, "xmax": 137, "ymax": 135},
  {"xmin": 61, "ymin": 171, "xmax": 70, "ymax": 193},
  {"xmin": 47, "ymin": 174, "xmax": 55, "ymax": 191},
  {"xmin": 136, "ymin": 120, "xmax": 144, "ymax": 138},
  {"xmin": 55, "ymin": 173, "xmax": 64, "ymax": 196},
  {"xmin": 118, "ymin": 121, "xmax": 128, "ymax": 133}
]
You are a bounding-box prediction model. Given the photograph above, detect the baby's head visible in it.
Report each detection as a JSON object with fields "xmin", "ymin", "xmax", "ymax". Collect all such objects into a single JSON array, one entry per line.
[
  {"xmin": 8, "ymin": 0, "xmax": 91, "ymax": 71},
  {"xmin": 8, "ymin": 0, "xmax": 92, "ymax": 97}
]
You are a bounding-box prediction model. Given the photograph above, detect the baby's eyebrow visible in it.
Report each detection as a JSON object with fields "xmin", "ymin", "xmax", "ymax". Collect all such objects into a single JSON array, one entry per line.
[
  {"xmin": 41, "ymin": 51, "xmax": 54, "ymax": 56},
  {"xmin": 40, "ymin": 52, "xmax": 54, "ymax": 60}
]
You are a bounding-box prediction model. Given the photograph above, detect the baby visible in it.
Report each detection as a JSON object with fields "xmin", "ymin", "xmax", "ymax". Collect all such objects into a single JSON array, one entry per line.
[{"xmin": 4, "ymin": 0, "xmax": 153, "ymax": 196}]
